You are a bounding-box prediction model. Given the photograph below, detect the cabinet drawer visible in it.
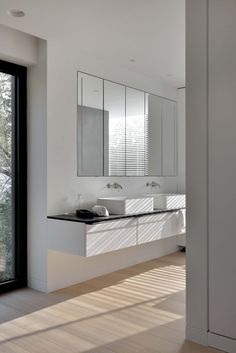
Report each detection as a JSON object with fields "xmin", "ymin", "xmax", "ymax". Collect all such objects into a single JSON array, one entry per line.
[
  {"xmin": 86, "ymin": 226, "xmax": 137, "ymax": 256},
  {"xmin": 86, "ymin": 218, "xmax": 137, "ymax": 233},
  {"xmin": 138, "ymin": 212, "xmax": 171, "ymax": 225},
  {"xmin": 138, "ymin": 213, "xmax": 178, "ymax": 245}
]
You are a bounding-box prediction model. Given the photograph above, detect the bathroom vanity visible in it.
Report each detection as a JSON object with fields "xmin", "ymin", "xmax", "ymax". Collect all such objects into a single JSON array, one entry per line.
[
  {"xmin": 44, "ymin": 72, "xmax": 186, "ymax": 292},
  {"xmin": 48, "ymin": 208, "xmax": 186, "ymax": 257}
]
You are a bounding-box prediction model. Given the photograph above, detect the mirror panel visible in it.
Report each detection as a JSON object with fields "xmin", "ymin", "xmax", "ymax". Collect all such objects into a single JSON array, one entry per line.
[
  {"xmin": 147, "ymin": 94, "xmax": 162, "ymax": 176},
  {"xmin": 78, "ymin": 72, "xmax": 103, "ymax": 109},
  {"xmin": 162, "ymin": 99, "xmax": 176, "ymax": 176},
  {"xmin": 126, "ymin": 88, "xmax": 146, "ymax": 176},
  {"xmin": 77, "ymin": 73, "xmax": 104, "ymax": 176},
  {"xmin": 104, "ymin": 81, "xmax": 126, "ymax": 176}
]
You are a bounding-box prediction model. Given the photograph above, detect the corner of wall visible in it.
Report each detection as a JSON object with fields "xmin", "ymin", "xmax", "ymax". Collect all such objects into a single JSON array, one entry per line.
[
  {"xmin": 0, "ymin": 24, "xmax": 38, "ymax": 66},
  {"xmin": 186, "ymin": 325, "xmax": 208, "ymax": 346}
]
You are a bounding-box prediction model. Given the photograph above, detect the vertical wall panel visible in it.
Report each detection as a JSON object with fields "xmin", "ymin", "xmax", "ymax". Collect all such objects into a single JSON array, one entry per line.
[
  {"xmin": 208, "ymin": 0, "xmax": 236, "ymax": 340},
  {"xmin": 186, "ymin": 0, "xmax": 208, "ymax": 344}
]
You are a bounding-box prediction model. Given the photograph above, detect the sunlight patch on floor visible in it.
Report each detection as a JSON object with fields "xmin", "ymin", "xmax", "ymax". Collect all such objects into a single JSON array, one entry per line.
[{"xmin": 0, "ymin": 253, "xmax": 218, "ymax": 353}]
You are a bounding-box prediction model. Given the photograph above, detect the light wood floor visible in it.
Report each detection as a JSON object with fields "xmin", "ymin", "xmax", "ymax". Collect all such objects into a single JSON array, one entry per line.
[{"xmin": 0, "ymin": 252, "xmax": 223, "ymax": 353}]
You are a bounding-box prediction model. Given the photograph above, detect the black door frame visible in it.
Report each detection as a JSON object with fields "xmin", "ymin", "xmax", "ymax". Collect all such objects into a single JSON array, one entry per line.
[{"xmin": 0, "ymin": 59, "xmax": 27, "ymax": 293}]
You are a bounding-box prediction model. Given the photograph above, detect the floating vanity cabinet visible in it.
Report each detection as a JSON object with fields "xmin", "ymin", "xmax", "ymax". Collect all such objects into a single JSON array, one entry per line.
[
  {"xmin": 138, "ymin": 212, "xmax": 179, "ymax": 244},
  {"xmin": 86, "ymin": 219, "xmax": 137, "ymax": 256},
  {"xmin": 48, "ymin": 218, "xmax": 137, "ymax": 257},
  {"xmin": 48, "ymin": 210, "xmax": 185, "ymax": 257}
]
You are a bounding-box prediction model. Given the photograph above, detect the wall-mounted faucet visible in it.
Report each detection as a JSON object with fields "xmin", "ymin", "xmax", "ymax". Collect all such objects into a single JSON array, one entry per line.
[
  {"xmin": 106, "ymin": 182, "xmax": 123, "ymax": 192},
  {"xmin": 146, "ymin": 181, "xmax": 160, "ymax": 189}
]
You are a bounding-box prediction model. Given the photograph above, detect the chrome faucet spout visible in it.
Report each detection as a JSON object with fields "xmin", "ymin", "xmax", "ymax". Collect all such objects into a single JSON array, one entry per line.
[
  {"xmin": 113, "ymin": 182, "xmax": 123, "ymax": 191},
  {"xmin": 146, "ymin": 181, "xmax": 160, "ymax": 189}
]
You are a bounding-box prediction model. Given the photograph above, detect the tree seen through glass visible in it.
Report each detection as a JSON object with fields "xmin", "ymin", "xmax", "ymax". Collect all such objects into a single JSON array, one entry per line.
[{"xmin": 0, "ymin": 72, "xmax": 14, "ymax": 282}]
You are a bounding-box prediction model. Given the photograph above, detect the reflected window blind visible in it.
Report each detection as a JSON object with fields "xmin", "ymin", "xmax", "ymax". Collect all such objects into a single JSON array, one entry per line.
[
  {"xmin": 109, "ymin": 117, "xmax": 126, "ymax": 175},
  {"xmin": 144, "ymin": 97, "xmax": 149, "ymax": 176},
  {"xmin": 126, "ymin": 113, "xmax": 147, "ymax": 176},
  {"xmin": 109, "ymin": 92, "xmax": 149, "ymax": 176}
]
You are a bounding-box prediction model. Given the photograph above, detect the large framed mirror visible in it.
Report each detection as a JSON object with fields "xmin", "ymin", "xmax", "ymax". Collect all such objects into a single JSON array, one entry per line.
[{"xmin": 77, "ymin": 71, "xmax": 177, "ymax": 177}]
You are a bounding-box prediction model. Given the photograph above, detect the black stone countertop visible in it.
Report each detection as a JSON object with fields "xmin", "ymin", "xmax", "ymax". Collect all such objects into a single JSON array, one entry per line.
[{"xmin": 48, "ymin": 207, "xmax": 185, "ymax": 225}]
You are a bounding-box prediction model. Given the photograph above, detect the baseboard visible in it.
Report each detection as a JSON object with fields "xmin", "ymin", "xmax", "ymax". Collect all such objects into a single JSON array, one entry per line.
[
  {"xmin": 28, "ymin": 276, "xmax": 47, "ymax": 292},
  {"xmin": 186, "ymin": 325, "xmax": 208, "ymax": 346},
  {"xmin": 208, "ymin": 332, "xmax": 236, "ymax": 353}
]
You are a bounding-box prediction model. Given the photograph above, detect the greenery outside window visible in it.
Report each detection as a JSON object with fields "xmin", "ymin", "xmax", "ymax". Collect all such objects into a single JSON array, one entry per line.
[{"xmin": 0, "ymin": 60, "xmax": 27, "ymax": 292}]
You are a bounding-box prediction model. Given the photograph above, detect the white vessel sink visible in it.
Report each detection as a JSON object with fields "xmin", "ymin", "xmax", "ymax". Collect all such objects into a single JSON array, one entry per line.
[
  {"xmin": 145, "ymin": 193, "xmax": 186, "ymax": 210},
  {"xmin": 97, "ymin": 196, "xmax": 154, "ymax": 215}
]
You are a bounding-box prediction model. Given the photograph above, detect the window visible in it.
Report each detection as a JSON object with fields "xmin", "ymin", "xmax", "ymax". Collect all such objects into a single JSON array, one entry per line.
[{"xmin": 0, "ymin": 60, "xmax": 27, "ymax": 292}]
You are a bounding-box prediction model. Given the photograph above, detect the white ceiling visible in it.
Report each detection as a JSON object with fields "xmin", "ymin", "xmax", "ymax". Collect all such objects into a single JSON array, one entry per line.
[{"xmin": 0, "ymin": 0, "xmax": 185, "ymax": 87}]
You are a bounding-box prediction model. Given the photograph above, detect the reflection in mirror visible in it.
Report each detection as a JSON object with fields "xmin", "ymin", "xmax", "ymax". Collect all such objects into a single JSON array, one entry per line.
[
  {"xmin": 77, "ymin": 71, "xmax": 177, "ymax": 177},
  {"xmin": 162, "ymin": 100, "xmax": 176, "ymax": 176},
  {"xmin": 147, "ymin": 94, "xmax": 162, "ymax": 176},
  {"xmin": 126, "ymin": 88, "xmax": 147, "ymax": 176},
  {"xmin": 77, "ymin": 72, "xmax": 105, "ymax": 176},
  {"xmin": 104, "ymin": 81, "xmax": 125, "ymax": 176}
]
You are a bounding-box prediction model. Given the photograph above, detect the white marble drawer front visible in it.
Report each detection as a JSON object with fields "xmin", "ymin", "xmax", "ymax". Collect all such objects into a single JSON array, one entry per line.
[
  {"xmin": 86, "ymin": 218, "xmax": 137, "ymax": 233},
  {"xmin": 138, "ymin": 212, "xmax": 179, "ymax": 245},
  {"xmin": 86, "ymin": 226, "xmax": 137, "ymax": 256},
  {"xmin": 86, "ymin": 218, "xmax": 137, "ymax": 256}
]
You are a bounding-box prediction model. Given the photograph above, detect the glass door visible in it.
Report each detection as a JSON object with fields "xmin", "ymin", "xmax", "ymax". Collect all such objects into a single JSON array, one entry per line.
[{"xmin": 0, "ymin": 60, "xmax": 27, "ymax": 292}]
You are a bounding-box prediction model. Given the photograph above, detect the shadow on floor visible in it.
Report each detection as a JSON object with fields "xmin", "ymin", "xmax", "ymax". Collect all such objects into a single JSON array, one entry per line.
[{"xmin": 0, "ymin": 253, "xmax": 185, "ymax": 332}]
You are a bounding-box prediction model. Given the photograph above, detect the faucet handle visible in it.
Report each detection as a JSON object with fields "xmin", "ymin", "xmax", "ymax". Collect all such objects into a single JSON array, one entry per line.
[{"xmin": 106, "ymin": 182, "xmax": 123, "ymax": 191}]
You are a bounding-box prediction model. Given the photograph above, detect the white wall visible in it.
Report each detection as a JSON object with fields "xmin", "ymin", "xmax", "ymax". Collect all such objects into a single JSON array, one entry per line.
[
  {"xmin": 48, "ymin": 236, "xmax": 178, "ymax": 292},
  {"xmin": 177, "ymin": 88, "xmax": 185, "ymax": 193},
  {"xmin": 186, "ymin": 0, "xmax": 208, "ymax": 345},
  {"xmin": 0, "ymin": 25, "xmax": 37, "ymax": 66},
  {"xmin": 208, "ymin": 1, "xmax": 236, "ymax": 350},
  {"xmin": 27, "ymin": 39, "xmax": 48, "ymax": 292},
  {"xmin": 47, "ymin": 36, "xmax": 179, "ymax": 215},
  {"xmin": 0, "ymin": 25, "xmax": 48, "ymax": 291},
  {"xmin": 46, "ymin": 35, "xmax": 180, "ymax": 291}
]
